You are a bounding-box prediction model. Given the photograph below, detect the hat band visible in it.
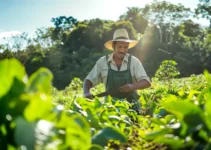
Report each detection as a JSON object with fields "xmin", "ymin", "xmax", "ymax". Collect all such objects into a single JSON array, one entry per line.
[{"xmin": 114, "ymin": 37, "xmax": 129, "ymax": 40}]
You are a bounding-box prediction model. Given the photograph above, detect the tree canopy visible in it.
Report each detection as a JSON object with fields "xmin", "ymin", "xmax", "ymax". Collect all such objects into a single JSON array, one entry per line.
[{"xmin": 0, "ymin": 0, "xmax": 210, "ymax": 89}]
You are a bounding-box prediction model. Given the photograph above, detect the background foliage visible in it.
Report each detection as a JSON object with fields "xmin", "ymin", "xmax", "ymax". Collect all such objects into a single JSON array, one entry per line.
[{"xmin": 0, "ymin": 0, "xmax": 210, "ymax": 90}]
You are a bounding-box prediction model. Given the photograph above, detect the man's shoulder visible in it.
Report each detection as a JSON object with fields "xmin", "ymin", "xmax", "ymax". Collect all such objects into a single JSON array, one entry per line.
[
  {"xmin": 96, "ymin": 55, "xmax": 107, "ymax": 64},
  {"xmin": 130, "ymin": 55, "xmax": 140, "ymax": 63}
]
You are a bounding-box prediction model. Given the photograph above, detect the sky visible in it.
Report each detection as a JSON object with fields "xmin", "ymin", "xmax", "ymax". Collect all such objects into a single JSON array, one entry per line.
[{"xmin": 0, "ymin": 0, "xmax": 210, "ymax": 44}]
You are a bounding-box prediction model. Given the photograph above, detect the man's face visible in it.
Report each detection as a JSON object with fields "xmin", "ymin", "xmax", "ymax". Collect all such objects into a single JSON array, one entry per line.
[{"xmin": 113, "ymin": 41, "xmax": 129, "ymax": 60}]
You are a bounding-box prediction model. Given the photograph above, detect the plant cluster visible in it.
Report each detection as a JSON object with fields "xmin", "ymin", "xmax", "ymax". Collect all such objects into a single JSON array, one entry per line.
[{"xmin": 0, "ymin": 59, "xmax": 211, "ymax": 150}]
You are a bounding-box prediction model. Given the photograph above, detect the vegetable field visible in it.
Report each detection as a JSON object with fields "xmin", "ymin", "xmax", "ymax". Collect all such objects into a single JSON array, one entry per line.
[{"xmin": 0, "ymin": 58, "xmax": 211, "ymax": 150}]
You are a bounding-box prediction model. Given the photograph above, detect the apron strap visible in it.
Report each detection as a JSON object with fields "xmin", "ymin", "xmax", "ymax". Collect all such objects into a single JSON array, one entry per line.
[
  {"xmin": 127, "ymin": 55, "xmax": 131, "ymax": 70},
  {"xmin": 106, "ymin": 55, "xmax": 111, "ymax": 69}
]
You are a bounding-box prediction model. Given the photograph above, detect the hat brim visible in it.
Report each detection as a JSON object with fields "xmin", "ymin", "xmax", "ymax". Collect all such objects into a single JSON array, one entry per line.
[{"xmin": 104, "ymin": 39, "xmax": 138, "ymax": 50}]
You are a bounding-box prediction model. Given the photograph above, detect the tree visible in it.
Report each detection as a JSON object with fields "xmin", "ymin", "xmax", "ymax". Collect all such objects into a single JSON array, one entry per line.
[
  {"xmin": 34, "ymin": 27, "xmax": 58, "ymax": 50},
  {"xmin": 51, "ymin": 16, "xmax": 78, "ymax": 30},
  {"xmin": 51, "ymin": 16, "xmax": 78, "ymax": 41},
  {"xmin": 195, "ymin": 0, "xmax": 211, "ymax": 26},
  {"xmin": 141, "ymin": 1, "xmax": 192, "ymax": 44},
  {"xmin": 63, "ymin": 19, "xmax": 113, "ymax": 53},
  {"xmin": 0, "ymin": 32, "xmax": 31, "ymax": 52},
  {"xmin": 119, "ymin": 7, "xmax": 148, "ymax": 34},
  {"xmin": 172, "ymin": 20, "xmax": 211, "ymax": 76},
  {"xmin": 138, "ymin": 1, "xmax": 197, "ymax": 77}
]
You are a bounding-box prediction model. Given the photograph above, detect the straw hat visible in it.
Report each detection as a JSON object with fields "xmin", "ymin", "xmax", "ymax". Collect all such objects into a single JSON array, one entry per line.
[{"xmin": 104, "ymin": 28, "xmax": 138, "ymax": 50}]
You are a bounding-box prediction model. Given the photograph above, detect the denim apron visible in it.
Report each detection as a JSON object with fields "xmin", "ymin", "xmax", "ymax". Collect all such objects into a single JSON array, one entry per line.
[{"xmin": 106, "ymin": 55, "xmax": 141, "ymax": 114}]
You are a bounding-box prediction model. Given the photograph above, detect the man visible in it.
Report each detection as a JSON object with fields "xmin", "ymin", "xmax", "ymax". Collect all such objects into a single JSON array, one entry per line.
[{"xmin": 83, "ymin": 28, "xmax": 150, "ymax": 113}]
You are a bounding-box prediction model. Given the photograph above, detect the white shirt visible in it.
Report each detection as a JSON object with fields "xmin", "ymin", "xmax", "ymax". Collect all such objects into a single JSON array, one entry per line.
[{"xmin": 86, "ymin": 53, "xmax": 150, "ymax": 87}]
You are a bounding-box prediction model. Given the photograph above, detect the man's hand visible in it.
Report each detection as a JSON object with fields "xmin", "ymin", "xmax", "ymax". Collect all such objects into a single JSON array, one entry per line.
[
  {"xmin": 120, "ymin": 84, "xmax": 135, "ymax": 93},
  {"xmin": 84, "ymin": 92, "xmax": 93, "ymax": 99},
  {"xmin": 83, "ymin": 79, "xmax": 93, "ymax": 99}
]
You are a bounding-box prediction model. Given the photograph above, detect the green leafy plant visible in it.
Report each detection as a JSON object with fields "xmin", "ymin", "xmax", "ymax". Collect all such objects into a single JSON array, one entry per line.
[
  {"xmin": 154, "ymin": 60, "xmax": 180, "ymax": 88},
  {"xmin": 0, "ymin": 59, "xmax": 127, "ymax": 149},
  {"xmin": 1, "ymin": 58, "xmax": 210, "ymax": 150}
]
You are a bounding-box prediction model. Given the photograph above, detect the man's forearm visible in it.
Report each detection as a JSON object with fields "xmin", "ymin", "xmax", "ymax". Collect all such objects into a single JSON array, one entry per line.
[
  {"xmin": 83, "ymin": 79, "xmax": 93, "ymax": 94},
  {"xmin": 132, "ymin": 79, "xmax": 151, "ymax": 90}
]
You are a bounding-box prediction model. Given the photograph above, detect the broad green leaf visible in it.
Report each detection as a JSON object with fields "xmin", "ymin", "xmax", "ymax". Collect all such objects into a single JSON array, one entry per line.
[
  {"xmin": 165, "ymin": 115, "xmax": 175, "ymax": 124},
  {"xmin": 146, "ymin": 128, "xmax": 172, "ymax": 140},
  {"xmin": 119, "ymin": 121, "xmax": 127, "ymax": 132},
  {"xmin": 24, "ymin": 93, "xmax": 52, "ymax": 121},
  {"xmin": 205, "ymin": 96, "xmax": 211, "ymax": 130},
  {"xmin": 116, "ymin": 106, "xmax": 127, "ymax": 114},
  {"xmin": 114, "ymin": 100, "xmax": 130, "ymax": 110},
  {"xmin": 14, "ymin": 117, "xmax": 36, "ymax": 150},
  {"xmin": 86, "ymin": 108, "xmax": 101, "ymax": 130},
  {"xmin": 149, "ymin": 101, "xmax": 157, "ymax": 114},
  {"xmin": 0, "ymin": 125, "xmax": 6, "ymax": 136},
  {"xmin": 99, "ymin": 109, "xmax": 108, "ymax": 122},
  {"xmin": 105, "ymin": 95, "xmax": 112, "ymax": 104},
  {"xmin": 94, "ymin": 98, "xmax": 103, "ymax": 109},
  {"xmin": 56, "ymin": 113, "xmax": 91, "ymax": 149},
  {"xmin": 161, "ymin": 100, "xmax": 203, "ymax": 123},
  {"xmin": 92, "ymin": 126, "xmax": 127, "ymax": 147},
  {"xmin": 89, "ymin": 144, "xmax": 104, "ymax": 150},
  {"xmin": 0, "ymin": 78, "xmax": 28, "ymax": 122},
  {"xmin": 161, "ymin": 100, "xmax": 206, "ymax": 136},
  {"xmin": 154, "ymin": 136, "xmax": 184, "ymax": 149},
  {"xmin": 8, "ymin": 145, "xmax": 17, "ymax": 150},
  {"xmin": 0, "ymin": 59, "xmax": 26, "ymax": 98},
  {"xmin": 150, "ymin": 118, "xmax": 166, "ymax": 126},
  {"xmin": 73, "ymin": 115, "xmax": 90, "ymax": 133},
  {"xmin": 26, "ymin": 67, "xmax": 53, "ymax": 94},
  {"xmin": 183, "ymin": 113, "xmax": 203, "ymax": 128},
  {"xmin": 23, "ymin": 68, "xmax": 53, "ymax": 121},
  {"xmin": 72, "ymin": 100, "xmax": 82, "ymax": 112},
  {"xmin": 108, "ymin": 115, "xmax": 120, "ymax": 124}
]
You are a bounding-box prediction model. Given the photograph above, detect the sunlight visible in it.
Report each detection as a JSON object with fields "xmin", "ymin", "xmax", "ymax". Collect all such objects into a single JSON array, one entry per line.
[
  {"xmin": 0, "ymin": 31, "xmax": 21, "ymax": 39},
  {"xmin": 94, "ymin": 0, "xmax": 153, "ymax": 21},
  {"xmin": 138, "ymin": 22, "xmax": 155, "ymax": 62}
]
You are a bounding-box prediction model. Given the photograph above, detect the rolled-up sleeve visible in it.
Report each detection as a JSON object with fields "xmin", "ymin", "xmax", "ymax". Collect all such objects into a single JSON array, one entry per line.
[
  {"xmin": 132, "ymin": 57, "xmax": 151, "ymax": 83},
  {"xmin": 85, "ymin": 59, "xmax": 102, "ymax": 87}
]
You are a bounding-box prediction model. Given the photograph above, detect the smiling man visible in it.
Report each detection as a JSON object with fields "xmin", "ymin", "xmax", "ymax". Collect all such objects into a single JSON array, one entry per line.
[{"xmin": 83, "ymin": 28, "xmax": 151, "ymax": 114}]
